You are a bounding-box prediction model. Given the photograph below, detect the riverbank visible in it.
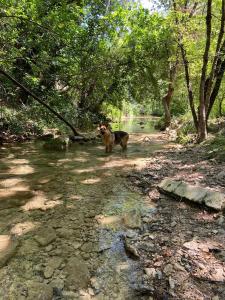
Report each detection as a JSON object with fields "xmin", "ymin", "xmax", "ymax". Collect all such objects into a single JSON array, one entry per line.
[{"xmin": 127, "ymin": 136, "xmax": 225, "ymax": 300}]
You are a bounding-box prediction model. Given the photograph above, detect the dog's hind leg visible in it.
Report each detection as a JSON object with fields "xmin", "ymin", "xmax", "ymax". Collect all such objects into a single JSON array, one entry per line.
[{"xmin": 120, "ymin": 134, "xmax": 129, "ymax": 151}]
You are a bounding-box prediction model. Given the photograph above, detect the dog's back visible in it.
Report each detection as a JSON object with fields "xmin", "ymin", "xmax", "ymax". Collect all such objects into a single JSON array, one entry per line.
[
  {"xmin": 114, "ymin": 131, "xmax": 128, "ymax": 144},
  {"xmin": 114, "ymin": 131, "xmax": 129, "ymax": 150}
]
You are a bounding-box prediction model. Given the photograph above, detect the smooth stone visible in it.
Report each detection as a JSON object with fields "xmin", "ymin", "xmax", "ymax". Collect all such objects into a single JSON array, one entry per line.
[{"xmin": 34, "ymin": 227, "xmax": 56, "ymax": 247}]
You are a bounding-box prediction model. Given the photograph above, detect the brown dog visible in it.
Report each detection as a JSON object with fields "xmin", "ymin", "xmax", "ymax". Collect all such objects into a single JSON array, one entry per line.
[{"xmin": 98, "ymin": 123, "xmax": 129, "ymax": 153}]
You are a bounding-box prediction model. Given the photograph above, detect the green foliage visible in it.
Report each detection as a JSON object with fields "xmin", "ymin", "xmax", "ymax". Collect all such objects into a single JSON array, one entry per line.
[{"xmin": 0, "ymin": 0, "xmax": 224, "ymax": 138}]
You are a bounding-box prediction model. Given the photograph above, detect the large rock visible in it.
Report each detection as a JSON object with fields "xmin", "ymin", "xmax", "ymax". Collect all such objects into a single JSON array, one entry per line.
[
  {"xmin": 158, "ymin": 179, "xmax": 225, "ymax": 211},
  {"xmin": 0, "ymin": 235, "xmax": 19, "ymax": 268},
  {"xmin": 34, "ymin": 227, "xmax": 56, "ymax": 247},
  {"xmin": 204, "ymin": 191, "xmax": 225, "ymax": 211},
  {"xmin": 65, "ymin": 257, "xmax": 90, "ymax": 290}
]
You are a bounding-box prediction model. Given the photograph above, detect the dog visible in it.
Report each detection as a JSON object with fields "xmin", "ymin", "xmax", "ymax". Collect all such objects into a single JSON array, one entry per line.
[{"xmin": 98, "ymin": 123, "xmax": 129, "ymax": 153}]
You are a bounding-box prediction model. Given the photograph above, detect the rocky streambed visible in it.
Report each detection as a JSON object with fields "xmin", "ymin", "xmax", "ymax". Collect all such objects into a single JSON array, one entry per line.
[
  {"xmin": 1, "ymin": 119, "xmax": 224, "ymax": 300},
  {"xmin": 0, "ymin": 119, "xmax": 165, "ymax": 300}
]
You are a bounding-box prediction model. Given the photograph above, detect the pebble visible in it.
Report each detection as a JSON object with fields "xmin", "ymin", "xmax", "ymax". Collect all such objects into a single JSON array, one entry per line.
[
  {"xmin": 163, "ymin": 264, "xmax": 173, "ymax": 275},
  {"xmin": 169, "ymin": 276, "xmax": 175, "ymax": 289},
  {"xmin": 217, "ymin": 215, "xmax": 224, "ymax": 225},
  {"xmin": 144, "ymin": 268, "xmax": 156, "ymax": 278},
  {"xmin": 171, "ymin": 221, "xmax": 177, "ymax": 227}
]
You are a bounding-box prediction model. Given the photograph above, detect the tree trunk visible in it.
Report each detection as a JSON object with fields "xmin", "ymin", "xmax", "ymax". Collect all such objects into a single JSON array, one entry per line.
[
  {"xmin": 206, "ymin": 59, "xmax": 225, "ymax": 120},
  {"xmin": 205, "ymin": 0, "xmax": 225, "ymax": 112},
  {"xmin": 173, "ymin": 0, "xmax": 198, "ymax": 130},
  {"xmin": 0, "ymin": 68, "xmax": 80, "ymax": 136},
  {"xmin": 198, "ymin": 0, "xmax": 212, "ymax": 142},
  {"xmin": 219, "ymin": 97, "xmax": 224, "ymax": 116},
  {"xmin": 162, "ymin": 56, "xmax": 178, "ymax": 129}
]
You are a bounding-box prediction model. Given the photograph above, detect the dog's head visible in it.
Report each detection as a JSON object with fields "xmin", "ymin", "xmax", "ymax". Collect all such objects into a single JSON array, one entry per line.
[{"xmin": 98, "ymin": 123, "xmax": 109, "ymax": 135}]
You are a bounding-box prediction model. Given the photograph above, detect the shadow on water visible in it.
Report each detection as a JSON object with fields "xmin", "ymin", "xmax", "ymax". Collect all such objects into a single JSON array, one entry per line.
[{"xmin": 0, "ymin": 116, "xmax": 165, "ymax": 299}]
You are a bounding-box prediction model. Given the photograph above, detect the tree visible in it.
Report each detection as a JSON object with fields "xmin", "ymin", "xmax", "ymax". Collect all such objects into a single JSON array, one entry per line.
[{"xmin": 172, "ymin": 0, "xmax": 225, "ymax": 141}]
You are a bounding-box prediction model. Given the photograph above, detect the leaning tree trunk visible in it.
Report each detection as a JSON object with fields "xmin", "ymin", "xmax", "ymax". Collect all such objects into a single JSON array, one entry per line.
[{"xmin": 0, "ymin": 68, "xmax": 80, "ymax": 136}]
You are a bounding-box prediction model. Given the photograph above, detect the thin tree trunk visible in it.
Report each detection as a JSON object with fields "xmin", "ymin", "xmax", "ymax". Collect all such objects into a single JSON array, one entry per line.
[
  {"xmin": 173, "ymin": 0, "xmax": 198, "ymax": 130},
  {"xmin": 206, "ymin": 58, "xmax": 225, "ymax": 119},
  {"xmin": 205, "ymin": 0, "xmax": 225, "ymax": 112},
  {"xmin": 162, "ymin": 49, "xmax": 179, "ymax": 129},
  {"xmin": 0, "ymin": 68, "xmax": 80, "ymax": 136},
  {"xmin": 219, "ymin": 97, "xmax": 224, "ymax": 116},
  {"xmin": 198, "ymin": 0, "xmax": 212, "ymax": 142}
]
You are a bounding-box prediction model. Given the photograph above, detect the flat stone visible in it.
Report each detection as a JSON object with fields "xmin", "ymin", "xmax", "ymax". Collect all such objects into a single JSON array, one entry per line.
[
  {"xmin": 56, "ymin": 228, "xmax": 74, "ymax": 239},
  {"xmin": 158, "ymin": 178, "xmax": 181, "ymax": 193},
  {"xmin": 44, "ymin": 257, "xmax": 63, "ymax": 279},
  {"xmin": 145, "ymin": 268, "xmax": 156, "ymax": 278},
  {"xmin": 123, "ymin": 209, "xmax": 142, "ymax": 229},
  {"xmin": 34, "ymin": 227, "xmax": 56, "ymax": 246},
  {"xmin": 174, "ymin": 182, "xmax": 206, "ymax": 203},
  {"xmin": 0, "ymin": 235, "xmax": 19, "ymax": 268},
  {"xmin": 65, "ymin": 257, "xmax": 90, "ymax": 289},
  {"xmin": 158, "ymin": 179, "xmax": 225, "ymax": 211},
  {"xmin": 204, "ymin": 191, "xmax": 225, "ymax": 211}
]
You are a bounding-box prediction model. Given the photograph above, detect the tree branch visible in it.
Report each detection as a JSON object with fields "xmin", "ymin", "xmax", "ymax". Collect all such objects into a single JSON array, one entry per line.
[{"xmin": 0, "ymin": 68, "xmax": 80, "ymax": 136}]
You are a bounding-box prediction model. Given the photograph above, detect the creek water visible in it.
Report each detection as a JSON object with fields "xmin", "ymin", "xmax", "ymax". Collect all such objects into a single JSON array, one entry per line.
[{"xmin": 0, "ymin": 117, "xmax": 165, "ymax": 299}]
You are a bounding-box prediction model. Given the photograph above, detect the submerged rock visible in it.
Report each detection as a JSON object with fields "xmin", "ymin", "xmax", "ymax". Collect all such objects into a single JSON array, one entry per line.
[
  {"xmin": 123, "ymin": 209, "xmax": 142, "ymax": 229},
  {"xmin": 65, "ymin": 257, "xmax": 90, "ymax": 290},
  {"xmin": 158, "ymin": 179, "xmax": 225, "ymax": 211},
  {"xmin": 34, "ymin": 227, "xmax": 56, "ymax": 247}
]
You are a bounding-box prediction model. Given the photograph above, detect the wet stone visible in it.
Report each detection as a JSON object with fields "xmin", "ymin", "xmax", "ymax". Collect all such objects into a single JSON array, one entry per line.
[
  {"xmin": 65, "ymin": 257, "xmax": 90, "ymax": 290},
  {"xmin": 56, "ymin": 228, "xmax": 74, "ymax": 239},
  {"xmin": 34, "ymin": 227, "xmax": 56, "ymax": 247},
  {"xmin": 123, "ymin": 209, "xmax": 142, "ymax": 229},
  {"xmin": 26, "ymin": 281, "xmax": 53, "ymax": 300},
  {"xmin": 44, "ymin": 257, "xmax": 63, "ymax": 279}
]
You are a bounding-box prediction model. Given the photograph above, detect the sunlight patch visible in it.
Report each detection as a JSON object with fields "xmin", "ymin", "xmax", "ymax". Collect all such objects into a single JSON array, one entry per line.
[
  {"xmin": 0, "ymin": 235, "xmax": 11, "ymax": 252},
  {"xmin": 73, "ymin": 157, "xmax": 89, "ymax": 163},
  {"xmin": 0, "ymin": 178, "xmax": 26, "ymax": 189},
  {"xmin": 95, "ymin": 215, "xmax": 122, "ymax": 226},
  {"xmin": 9, "ymin": 165, "xmax": 34, "ymax": 175},
  {"xmin": 80, "ymin": 178, "xmax": 101, "ymax": 184},
  {"xmin": 10, "ymin": 159, "xmax": 29, "ymax": 165},
  {"xmin": 10, "ymin": 221, "xmax": 39, "ymax": 236}
]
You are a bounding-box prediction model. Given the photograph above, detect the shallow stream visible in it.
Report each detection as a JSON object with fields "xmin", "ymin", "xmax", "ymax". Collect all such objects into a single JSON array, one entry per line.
[{"xmin": 0, "ymin": 117, "xmax": 165, "ymax": 299}]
